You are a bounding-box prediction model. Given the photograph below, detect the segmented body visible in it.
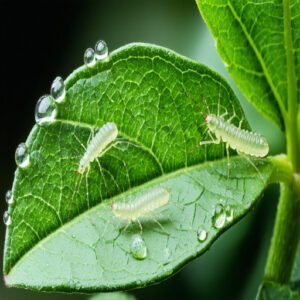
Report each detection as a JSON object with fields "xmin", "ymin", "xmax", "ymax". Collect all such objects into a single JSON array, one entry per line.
[
  {"xmin": 206, "ymin": 114, "xmax": 269, "ymax": 157},
  {"xmin": 111, "ymin": 187, "xmax": 170, "ymax": 221},
  {"xmin": 77, "ymin": 122, "xmax": 118, "ymax": 174}
]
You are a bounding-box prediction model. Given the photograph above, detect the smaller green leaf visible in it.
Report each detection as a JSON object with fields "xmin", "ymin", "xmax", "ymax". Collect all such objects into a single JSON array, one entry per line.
[
  {"xmin": 88, "ymin": 292, "xmax": 136, "ymax": 300},
  {"xmin": 196, "ymin": 0, "xmax": 300, "ymax": 129},
  {"xmin": 256, "ymin": 281, "xmax": 300, "ymax": 300},
  {"xmin": 291, "ymin": 239, "xmax": 300, "ymax": 291}
]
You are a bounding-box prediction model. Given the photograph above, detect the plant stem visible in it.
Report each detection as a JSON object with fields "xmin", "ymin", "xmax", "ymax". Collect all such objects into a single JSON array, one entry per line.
[
  {"xmin": 264, "ymin": 177, "xmax": 300, "ymax": 283},
  {"xmin": 264, "ymin": 0, "xmax": 300, "ymax": 284},
  {"xmin": 283, "ymin": 0, "xmax": 300, "ymax": 172}
]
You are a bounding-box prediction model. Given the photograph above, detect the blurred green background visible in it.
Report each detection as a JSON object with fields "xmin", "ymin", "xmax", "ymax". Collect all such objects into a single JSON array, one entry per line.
[{"xmin": 1, "ymin": 0, "xmax": 285, "ymax": 299}]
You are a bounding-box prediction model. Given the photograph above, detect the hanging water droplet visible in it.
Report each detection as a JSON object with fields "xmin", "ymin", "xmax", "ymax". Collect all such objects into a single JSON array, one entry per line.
[
  {"xmin": 197, "ymin": 228, "xmax": 207, "ymax": 242},
  {"xmin": 130, "ymin": 234, "xmax": 147, "ymax": 260},
  {"xmin": 50, "ymin": 76, "xmax": 65, "ymax": 103},
  {"xmin": 95, "ymin": 40, "xmax": 108, "ymax": 60},
  {"xmin": 84, "ymin": 48, "xmax": 96, "ymax": 67},
  {"xmin": 225, "ymin": 205, "xmax": 234, "ymax": 222},
  {"xmin": 212, "ymin": 204, "xmax": 226, "ymax": 229},
  {"xmin": 15, "ymin": 143, "xmax": 30, "ymax": 168},
  {"xmin": 5, "ymin": 190, "xmax": 13, "ymax": 205},
  {"xmin": 3, "ymin": 211, "xmax": 11, "ymax": 226},
  {"xmin": 35, "ymin": 95, "xmax": 57, "ymax": 125}
]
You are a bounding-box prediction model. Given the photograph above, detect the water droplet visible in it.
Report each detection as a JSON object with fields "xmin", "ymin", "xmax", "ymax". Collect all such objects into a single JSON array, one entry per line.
[
  {"xmin": 50, "ymin": 76, "xmax": 65, "ymax": 103},
  {"xmin": 5, "ymin": 190, "xmax": 13, "ymax": 205},
  {"xmin": 212, "ymin": 204, "xmax": 226, "ymax": 229},
  {"xmin": 35, "ymin": 95, "xmax": 57, "ymax": 125},
  {"xmin": 130, "ymin": 234, "xmax": 147, "ymax": 260},
  {"xmin": 3, "ymin": 211, "xmax": 11, "ymax": 226},
  {"xmin": 15, "ymin": 143, "xmax": 30, "ymax": 168},
  {"xmin": 225, "ymin": 205, "xmax": 234, "ymax": 222},
  {"xmin": 95, "ymin": 40, "xmax": 108, "ymax": 60},
  {"xmin": 197, "ymin": 228, "xmax": 207, "ymax": 242},
  {"xmin": 84, "ymin": 48, "xmax": 96, "ymax": 67}
]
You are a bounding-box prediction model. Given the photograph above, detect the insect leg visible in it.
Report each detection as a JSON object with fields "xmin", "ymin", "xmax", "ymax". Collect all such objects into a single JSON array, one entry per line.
[
  {"xmin": 240, "ymin": 154, "xmax": 264, "ymax": 182},
  {"xmin": 137, "ymin": 219, "xmax": 143, "ymax": 235},
  {"xmin": 226, "ymin": 143, "xmax": 230, "ymax": 178},
  {"xmin": 151, "ymin": 216, "xmax": 170, "ymax": 235},
  {"xmin": 199, "ymin": 130, "xmax": 220, "ymax": 146}
]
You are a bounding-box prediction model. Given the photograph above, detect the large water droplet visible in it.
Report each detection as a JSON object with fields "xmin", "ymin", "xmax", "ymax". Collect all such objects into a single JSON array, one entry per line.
[
  {"xmin": 84, "ymin": 48, "xmax": 96, "ymax": 67},
  {"xmin": 15, "ymin": 143, "xmax": 30, "ymax": 168},
  {"xmin": 50, "ymin": 76, "xmax": 65, "ymax": 103},
  {"xmin": 130, "ymin": 234, "xmax": 147, "ymax": 260},
  {"xmin": 5, "ymin": 190, "xmax": 13, "ymax": 204},
  {"xmin": 212, "ymin": 204, "xmax": 226, "ymax": 229},
  {"xmin": 225, "ymin": 205, "xmax": 234, "ymax": 222},
  {"xmin": 3, "ymin": 211, "xmax": 11, "ymax": 226},
  {"xmin": 95, "ymin": 40, "xmax": 108, "ymax": 60},
  {"xmin": 197, "ymin": 228, "xmax": 207, "ymax": 242},
  {"xmin": 35, "ymin": 95, "xmax": 57, "ymax": 125}
]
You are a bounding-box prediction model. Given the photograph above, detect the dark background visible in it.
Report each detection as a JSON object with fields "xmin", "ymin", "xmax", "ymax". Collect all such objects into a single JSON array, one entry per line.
[{"xmin": 1, "ymin": 1, "xmax": 285, "ymax": 299}]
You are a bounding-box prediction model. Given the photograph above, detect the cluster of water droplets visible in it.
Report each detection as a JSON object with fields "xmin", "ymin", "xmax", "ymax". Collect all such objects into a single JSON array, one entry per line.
[
  {"xmin": 34, "ymin": 75, "xmax": 66, "ymax": 125},
  {"xmin": 3, "ymin": 190, "xmax": 14, "ymax": 226},
  {"xmin": 6, "ymin": 190, "xmax": 13, "ymax": 205},
  {"xmin": 212, "ymin": 203, "xmax": 234, "ymax": 229},
  {"xmin": 196, "ymin": 202, "xmax": 234, "ymax": 243},
  {"xmin": 84, "ymin": 40, "xmax": 108, "ymax": 67}
]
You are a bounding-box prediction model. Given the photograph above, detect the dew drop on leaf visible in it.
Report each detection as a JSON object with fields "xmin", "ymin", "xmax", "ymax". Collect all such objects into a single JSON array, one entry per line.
[
  {"xmin": 225, "ymin": 205, "xmax": 234, "ymax": 222},
  {"xmin": 84, "ymin": 48, "xmax": 96, "ymax": 67},
  {"xmin": 15, "ymin": 143, "xmax": 30, "ymax": 169},
  {"xmin": 35, "ymin": 95, "xmax": 57, "ymax": 125},
  {"xmin": 3, "ymin": 211, "xmax": 11, "ymax": 226},
  {"xmin": 5, "ymin": 190, "xmax": 13, "ymax": 205},
  {"xmin": 197, "ymin": 228, "xmax": 207, "ymax": 242},
  {"xmin": 212, "ymin": 203, "xmax": 226, "ymax": 229},
  {"xmin": 95, "ymin": 40, "xmax": 108, "ymax": 60},
  {"xmin": 130, "ymin": 234, "xmax": 147, "ymax": 260},
  {"xmin": 50, "ymin": 76, "xmax": 66, "ymax": 103}
]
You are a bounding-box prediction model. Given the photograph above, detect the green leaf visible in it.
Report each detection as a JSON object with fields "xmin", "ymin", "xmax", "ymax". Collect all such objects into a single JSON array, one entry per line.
[
  {"xmin": 291, "ymin": 239, "xmax": 300, "ymax": 290},
  {"xmin": 87, "ymin": 292, "xmax": 136, "ymax": 300},
  {"xmin": 256, "ymin": 281, "xmax": 300, "ymax": 300},
  {"xmin": 3, "ymin": 43, "xmax": 273, "ymax": 291},
  {"xmin": 196, "ymin": 0, "xmax": 300, "ymax": 129}
]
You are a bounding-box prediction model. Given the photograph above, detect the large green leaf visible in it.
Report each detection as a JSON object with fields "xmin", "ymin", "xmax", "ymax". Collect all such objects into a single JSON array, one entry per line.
[
  {"xmin": 197, "ymin": 0, "xmax": 300, "ymax": 129},
  {"xmin": 3, "ymin": 43, "xmax": 273, "ymax": 291},
  {"xmin": 256, "ymin": 281, "xmax": 300, "ymax": 300}
]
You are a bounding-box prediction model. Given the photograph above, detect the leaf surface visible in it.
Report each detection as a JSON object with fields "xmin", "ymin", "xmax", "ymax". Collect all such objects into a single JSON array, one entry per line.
[
  {"xmin": 197, "ymin": 0, "xmax": 300, "ymax": 129},
  {"xmin": 4, "ymin": 43, "xmax": 273, "ymax": 291}
]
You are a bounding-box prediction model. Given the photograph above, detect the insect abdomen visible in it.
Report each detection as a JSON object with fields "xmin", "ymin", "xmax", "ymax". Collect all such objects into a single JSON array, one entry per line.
[
  {"xmin": 112, "ymin": 187, "xmax": 170, "ymax": 221},
  {"xmin": 209, "ymin": 115, "xmax": 269, "ymax": 157},
  {"xmin": 78, "ymin": 122, "xmax": 118, "ymax": 173}
]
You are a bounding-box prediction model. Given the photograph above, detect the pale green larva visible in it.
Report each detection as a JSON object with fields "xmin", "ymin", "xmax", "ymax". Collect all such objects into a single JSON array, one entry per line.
[
  {"xmin": 201, "ymin": 114, "xmax": 269, "ymax": 157},
  {"xmin": 77, "ymin": 122, "xmax": 118, "ymax": 174},
  {"xmin": 111, "ymin": 187, "xmax": 170, "ymax": 221}
]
